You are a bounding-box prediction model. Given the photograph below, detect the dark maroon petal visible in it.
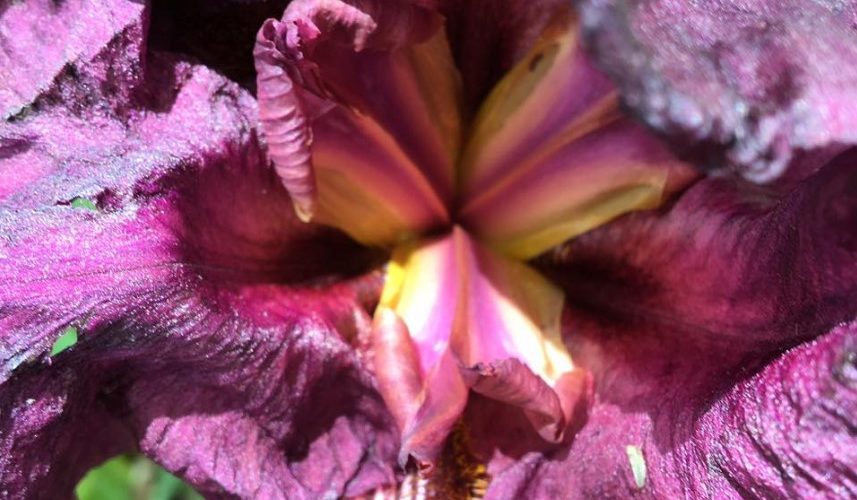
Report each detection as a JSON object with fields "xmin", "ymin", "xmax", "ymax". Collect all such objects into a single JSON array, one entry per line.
[
  {"xmin": 440, "ymin": 0, "xmax": 568, "ymax": 110},
  {"xmin": 547, "ymin": 153, "xmax": 857, "ymax": 353},
  {"xmin": 476, "ymin": 153, "xmax": 857, "ymax": 497},
  {"xmin": 0, "ymin": 0, "xmax": 147, "ymax": 119},
  {"xmin": 578, "ymin": 0, "xmax": 857, "ymax": 183},
  {"xmin": 484, "ymin": 320, "xmax": 857, "ymax": 498},
  {"xmin": 0, "ymin": 44, "xmax": 394, "ymax": 499}
]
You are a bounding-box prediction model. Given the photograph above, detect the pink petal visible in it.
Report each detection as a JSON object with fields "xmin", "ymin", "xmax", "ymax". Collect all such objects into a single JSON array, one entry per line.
[
  {"xmin": 579, "ymin": 0, "xmax": 857, "ymax": 183},
  {"xmin": 476, "ymin": 154, "xmax": 857, "ymax": 498},
  {"xmin": 377, "ymin": 228, "xmax": 586, "ymax": 466},
  {"xmin": 371, "ymin": 307, "xmax": 423, "ymax": 432},
  {"xmin": 0, "ymin": 0, "xmax": 145, "ymax": 117}
]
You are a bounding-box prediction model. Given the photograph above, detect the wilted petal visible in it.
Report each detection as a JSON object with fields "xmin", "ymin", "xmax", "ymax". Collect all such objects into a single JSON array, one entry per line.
[
  {"xmin": 462, "ymin": 359, "xmax": 566, "ymax": 443},
  {"xmin": 479, "ymin": 152, "xmax": 857, "ymax": 497},
  {"xmin": 371, "ymin": 307, "xmax": 423, "ymax": 432},
  {"xmin": 254, "ymin": 0, "xmax": 461, "ymax": 245},
  {"xmin": 400, "ymin": 350, "xmax": 469, "ymax": 471},
  {"xmin": 458, "ymin": 12, "xmax": 693, "ymax": 259},
  {"xmin": 0, "ymin": 49, "xmax": 396, "ymax": 498},
  {"xmin": 578, "ymin": 0, "xmax": 857, "ymax": 183}
]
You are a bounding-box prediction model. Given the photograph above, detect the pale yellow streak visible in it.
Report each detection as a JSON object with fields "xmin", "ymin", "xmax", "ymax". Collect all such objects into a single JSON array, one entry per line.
[
  {"xmin": 458, "ymin": 13, "xmax": 579, "ymax": 188},
  {"xmin": 461, "ymin": 91, "xmax": 622, "ymax": 215},
  {"xmin": 313, "ymin": 111, "xmax": 450, "ymax": 247},
  {"xmin": 489, "ymin": 180, "xmax": 666, "ymax": 260},
  {"xmin": 309, "ymin": 27, "xmax": 462, "ymax": 246},
  {"xmin": 379, "ymin": 231, "xmax": 574, "ymax": 386}
]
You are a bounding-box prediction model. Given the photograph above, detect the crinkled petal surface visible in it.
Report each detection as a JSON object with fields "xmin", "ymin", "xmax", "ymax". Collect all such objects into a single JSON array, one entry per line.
[
  {"xmin": 578, "ymin": 0, "xmax": 857, "ymax": 183},
  {"xmin": 254, "ymin": 0, "xmax": 460, "ymax": 245},
  {"xmin": 466, "ymin": 153, "xmax": 857, "ymax": 498},
  {"xmin": 0, "ymin": 6, "xmax": 398, "ymax": 497}
]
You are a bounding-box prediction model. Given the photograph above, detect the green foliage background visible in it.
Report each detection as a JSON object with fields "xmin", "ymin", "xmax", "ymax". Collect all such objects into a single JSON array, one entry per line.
[{"xmin": 76, "ymin": 455, "xmax": 202, "ymax": 500}]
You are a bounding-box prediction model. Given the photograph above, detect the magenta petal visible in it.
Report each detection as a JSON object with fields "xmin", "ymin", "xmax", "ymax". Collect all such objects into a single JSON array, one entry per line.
[
  {"xmin": 545, "ymin": 153, "xmax": 857, "ymax": 352},
  {"xmin": 477, "ymin": 155, "xmax": 857, "ymax": 498},
  {"xmin": 0, "ymin": 51, "xmax": 394, "ymax": 497},
  {"xmin": 0, "ymin": 0, "xmax": 146, "ymax": 118},
  {"xmin": 486, "ymin": 320, "xmax": 857, "ymax": 498},
  {"xmin": 253, "ymin": 0, "xmax": 459, "ymax": 244},
  {"xmin": 578, "ymin": 0, "xmax": 857, "ymax": 183},
  {"xmin": 462, "ymin": 359, "xmax": 566, "ymax": 443},
  {"xmin": 400, "ymin": 350, "xmax": 469, "ymax": 472},
  {"xmin": 372, "ymin": 307, "xmax": 424, "ymax": 432}
]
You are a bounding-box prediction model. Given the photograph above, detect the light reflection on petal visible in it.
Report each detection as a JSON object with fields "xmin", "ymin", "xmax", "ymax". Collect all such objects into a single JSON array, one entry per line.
[{"xmin": 376, "ymin": 228, "xmax": 582, "ymax": 464}]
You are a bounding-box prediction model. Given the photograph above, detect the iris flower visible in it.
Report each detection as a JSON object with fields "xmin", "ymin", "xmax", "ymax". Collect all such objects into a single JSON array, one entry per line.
[{"xmin": 0, "ymin": 0, "xmax": 854, "ymax": 499}]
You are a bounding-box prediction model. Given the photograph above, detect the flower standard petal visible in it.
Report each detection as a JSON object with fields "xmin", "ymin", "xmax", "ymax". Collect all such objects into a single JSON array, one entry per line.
[{"xmin": 377, "ymin": 228, "xmax": 586, "ymax": 467}]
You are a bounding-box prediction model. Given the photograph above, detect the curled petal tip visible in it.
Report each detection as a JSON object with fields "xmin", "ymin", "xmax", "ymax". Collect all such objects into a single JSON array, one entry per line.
[
  {"xmin": 292, "ymin": 199, "xmax": 315, "ymax": 223},
  {"xmin": 555, "ymin": 368, "xmax": 593, "ymax": 439},
  {"xmin": 371, "ymin": 307, "xmax": 423, "ymax": 432}
]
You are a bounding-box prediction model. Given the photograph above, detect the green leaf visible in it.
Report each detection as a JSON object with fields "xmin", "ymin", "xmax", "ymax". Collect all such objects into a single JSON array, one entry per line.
[
  {"xmin": 75, "ymin": 456, "xmax": 134, "ymax": 500},
  {"xmin": 70, "ymin": 197, "xmax": 99, "ymax": 211},
  {"xmin": 76, "ymin": 455, "xmax": 204, "ymax": 500},
  {"xmin": 626, "ymin": 445, "xmax": 647, "ymax": 489},
  {"xmin": 50, "ymin": 327, "xmax": 78, "ymax": 356}
]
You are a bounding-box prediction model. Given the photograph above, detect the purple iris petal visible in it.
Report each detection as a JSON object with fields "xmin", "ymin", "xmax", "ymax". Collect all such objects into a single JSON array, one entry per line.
[
  {"xmin": 579, "ymin": 0, "xmax": 857, "ymax": 184},
  {"xmin": 1, "ymin": 0, "xmax": 855, "ymax": 497},
  {"xmin": 0, "ymin": 0, "xmax": 146, "ymax": 118},
  {"xmin": 0, "ymin": 2, "xmax": 395, "ymax": 497}
]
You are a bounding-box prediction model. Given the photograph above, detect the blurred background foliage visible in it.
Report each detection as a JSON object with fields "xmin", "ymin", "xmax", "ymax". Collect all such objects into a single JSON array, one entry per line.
[{"xmin": 76, "ymin": 455, "xmax": 202, "ymax": 500}]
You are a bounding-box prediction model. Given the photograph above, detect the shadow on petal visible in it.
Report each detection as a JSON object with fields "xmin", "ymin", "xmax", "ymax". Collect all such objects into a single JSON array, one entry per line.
[{"xmin": 0, "ymin": 46, "xmax": 394, "ymax": 499}]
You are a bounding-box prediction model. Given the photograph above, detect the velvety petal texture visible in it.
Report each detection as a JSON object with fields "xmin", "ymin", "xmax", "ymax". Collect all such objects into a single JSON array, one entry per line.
[
  {"xmin": 473, "ymin": 153, "xmax": 857, "ymax": 498},
  {"xmin": 0, "ymin": 4, "xmax": 397, "ymax": 497},
  {"xmin": 579, "ymin": 0, "xmax": 857, "ymax": 183},
  {"xmin": 0, "ymin": 0, "xmax": 146, "ymax": 118}
]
